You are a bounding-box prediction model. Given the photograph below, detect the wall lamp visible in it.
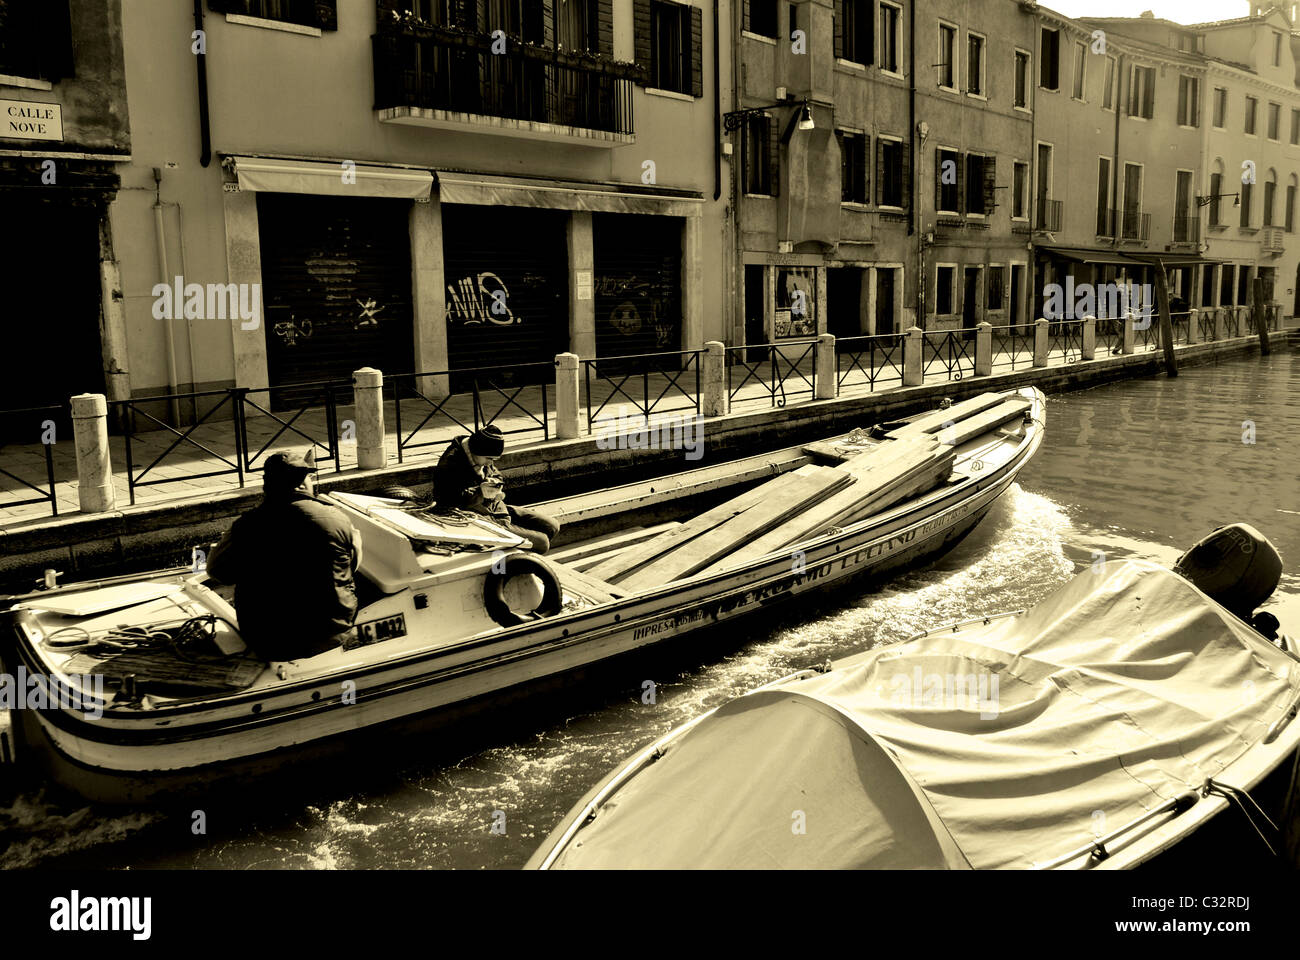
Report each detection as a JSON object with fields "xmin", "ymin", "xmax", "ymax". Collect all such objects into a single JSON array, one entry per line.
[
  {"xmin": 722, "ymin": 98, "xmax": 814, "ymax": 134},
  {"xmin": 1196, "ymin": 192, "xmax": 1240, "ymax": 207}
]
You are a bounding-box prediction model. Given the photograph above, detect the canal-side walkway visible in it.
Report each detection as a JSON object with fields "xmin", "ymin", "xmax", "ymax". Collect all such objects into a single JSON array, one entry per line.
[{"xmin": 0, "ymin": 318, "xmax": 1294, "ymax": 529}]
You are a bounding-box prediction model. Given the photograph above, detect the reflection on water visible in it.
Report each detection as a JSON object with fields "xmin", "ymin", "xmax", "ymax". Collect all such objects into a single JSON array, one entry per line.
[{"xmin": 3, "ymin": 348, "xmax": 1297, "ymax": 870}]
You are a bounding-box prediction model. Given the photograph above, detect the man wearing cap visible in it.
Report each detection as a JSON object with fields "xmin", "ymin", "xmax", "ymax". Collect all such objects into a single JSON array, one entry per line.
[
  {"xmin": 429, "ymin": 425, "xmax": 561, "ymax": 553},
  {"xmin": 207, "ymin": 449, "xmax": 363, "ymax": 662}
]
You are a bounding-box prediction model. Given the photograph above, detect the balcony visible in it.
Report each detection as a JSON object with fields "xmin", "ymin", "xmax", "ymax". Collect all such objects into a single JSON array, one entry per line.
[
  {"xmin": 1096, "ymin": 207, "xmax": 1115, "ymax": 238},
  {"xmin": 373, "ymin": 26, "xmax": 637, "ymax": 145},
  {"xmin": 1261, "ymin": 226, "xmax": 1285, "ymax": 254},
  {"xmin": 1112, "ymin": 208, "xmax": 1150, "ymax": 242},
  {"xmin": 1172, "ymin": 215, "xmax": 1200, "ymax": 244},
  {"xmin": 1034, "ymin": 198, "xmax": 1062, "ymax": 232}
]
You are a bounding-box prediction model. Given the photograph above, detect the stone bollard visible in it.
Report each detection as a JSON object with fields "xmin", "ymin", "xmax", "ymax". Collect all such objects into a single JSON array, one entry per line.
[
  {"xmin": 71, "ymin": 393, "xmax": 115, "ymax": 513},
  {"xmin": 974, "ymin": 322, "xmax": 992, "ymax": 377},
  {"xmin": 555, "ymin": 352, "xmax": 581, "ymax": 440},
  {"xmin": 815, "ymin": 333, "xmax": 837, "ymax": 399},
  {"xmin": 1213, "ymin": 306, "xmax": 1225, "ymax": 341},
  {"xmin": 352, "ymin": 367, "xmax": 386, "ymax": 470},
  {"xmin": 1122, "ymin": 311, "xmax": 1136, "ymax": 354},
  {"xmin": 1081, "ymin": 315, "xmax": 1097, "ymax": 361},
  {"xmin": 701, "ymin": 340, "xmax": 728, "ymax": 417},
  {"xmin": 1033, "ymin": 318, "xmax": 1049, "ymax": 367},
  {"xmin": 1187, "ymin": 308, "xmax": 1199, "ymax": 344},
  {"xmin": 903, "ymin": 326, "xmax": 924, "ymax": 386}
]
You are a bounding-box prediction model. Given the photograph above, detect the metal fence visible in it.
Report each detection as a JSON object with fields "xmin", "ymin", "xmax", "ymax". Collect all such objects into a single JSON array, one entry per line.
[
  {"xmin": 988, "ymin": 325, "xmax": 1035, "ymax": 371},
  {"xmin": 0, "ymin": 404, "xmax": 63, "ymax": 517},
  {"xmin": 1046, "ymin": 321, "xmax": 1084, "ymax": 364},
  {"xmin": 921, "ymin": 330, "xmax": 976, "ymax": 382},
  {"xmin": 726, "ymin": 339, "xmax": 818, "ymax": 408},
  {"xmin": 584, "ymin": 349, "xmax": 701, "ymax": 431},
  {"xmin": 836, "ymin": 334, "xmax": 905, "ymax": 391}
]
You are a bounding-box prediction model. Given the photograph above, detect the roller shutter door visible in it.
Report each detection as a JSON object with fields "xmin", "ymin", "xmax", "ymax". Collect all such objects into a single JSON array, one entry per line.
[
  {"xmin": 441, "ymin": 204, "xmax": 569, "ymax": 383},
  {"xmin": 258, "ymin": 194, "xmax": 415, "ymax": 406},
  {"xmin": 593, "ymin": 214, "xmax": 683, "ymax": 358}
]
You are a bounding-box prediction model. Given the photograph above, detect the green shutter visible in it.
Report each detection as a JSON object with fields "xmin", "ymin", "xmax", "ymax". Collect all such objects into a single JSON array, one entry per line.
[
  {"xmin": 833, "ymin": 0, "xmax": 843, "ymax": 59},
  {"xmin": 597, "ymin": 0, "xmax": 613, "ymax": 55},
  {"xmin": 690, "ymin": 5, "xmax": 703, "ymax": 97},
  {"xmin": 769, "ymin": 116, "xmax": 780, "ymax": 197},
  {"xmin": 634, "ymin": 0, "xmax": 652, "ymax": 84},
  {"xmin": 900, "ymin": 139, "xmax": 910, "ymax": 209},
  {"xmin": 983, "ymin": 156, "xmax": 997, "ymax": 213}
]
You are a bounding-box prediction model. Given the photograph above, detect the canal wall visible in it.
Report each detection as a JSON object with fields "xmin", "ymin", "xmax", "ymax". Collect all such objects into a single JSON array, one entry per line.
[{"xmin": 1, "ymin": 331, "xmax": 1295, "ymax": 591}]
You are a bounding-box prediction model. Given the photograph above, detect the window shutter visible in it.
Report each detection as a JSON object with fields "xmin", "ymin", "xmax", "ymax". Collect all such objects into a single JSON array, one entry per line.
[
  {"xmin": 863, "ymin": 135, "xmax": 871, "ymax": 200},
  {"xmin": 1143, "ymin": 71, "xmax": 1154, "ymax": 118},
  {"xmin": 840, "ymin": 132, "xmax": 850, "ymax": 201},
  {"xmin": 690, "ymin": 5, "xmax": 703, "ymax": 97},
  {"xmin": 983, "ymin": 156, "xmax": 997, "ymax": 212},
  {"xmin": 876, "ymin": 139, "xmax": 885, "ymax": 205},
  {"xmin": 768, "ymin": 116, "xmax": 780, "ymax": 196},
  {"xmin": 956, "ymin": 153, "xmax": 965, "ymax": 214},
  {"xmin": 633, "ymin": 0, "xmax": 652, "ymax": 84},
  {"xmin": 743, "ymin": 0, "xmax": 751, "ymax": 33},
  {"xmin": 934, "ymin": 147, "xmax": 943, "ymax": 210},
  {"xmin": 834, "ymin": 0, "xmax": 844, "ymax": 59},
  {"xmin": 597, "ymin": 0, "xmax": 613, "ymax": 56},
  {"xmin": 900, "ymin": 140, "xmax": 910, "ymax": 208},
  {"xmin": 37, "ymin": 0, "xmax": 75, "ymax": 81}
]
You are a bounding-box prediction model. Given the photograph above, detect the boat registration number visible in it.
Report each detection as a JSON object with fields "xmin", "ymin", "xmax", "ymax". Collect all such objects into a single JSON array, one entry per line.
[{"xmin": 350, "ymin": 614, "xmax": 408, "ymax": 648}]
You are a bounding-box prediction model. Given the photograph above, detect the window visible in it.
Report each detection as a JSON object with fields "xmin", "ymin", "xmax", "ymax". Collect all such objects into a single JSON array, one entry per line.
[
  {"xmin": 1122, "ymin": 162, "xmax": 1142, "ymax": 238},
  {"xmin": 650, "ymin": 1, "xmax": 690, "ymax": 94},
  {"xmin": 1175, "ymin": 170, "xmax": 1193, "ymax": 240},
  {"xmin": 967, "ymin": 33, "xmax": 985, "ymax": 96},
  {"xmin": 1177, "ymin": 76, "xmax": 1199, "ymax": 127},
  {"xmin": 224, "ymin": 0, "xmax": 338, "ymax": 29},
  {"xmin": 879, "ymin": 2, "xmax": 900, "ymax": 73},
  {"xmin": 1264, "ymin": 174, "xmax": 1277, "ymax": 226},
  {"xmin": 877, "ymin": 137, "xmax": 906, "ymax": 207},
  {"xmin": 1245, "ymin": 96, "xmax": 1257, "ymax": 135},
  {"xmin": 938, "ymin": 23, "xmax": 957, "ymax": 89},
  {"xmin": 965, "ymin": 153, "xmax": 991, "ymax": 216},
  {"xmin": 1040, "ymin": 27, "xmax": 1059, "ymax": 90},
  {"xmin": 0, "ymin": 0, "xmax": 75, "ymax": 79},
  {"xmin": 937, "ymin": 148, "xmax": 960, "ymax": 213},
  {"xmin": 839, "ymin": 131, "xmax": 869, "ymax": 204},
  {"xmin": 1287, "ymin": 183, "xmax": 1296, "ymax": 232},
  {"xmin": 1240, "ymin": 181, "xmax": 1253, "ymax": 227},
  {"xmin": 742, "ymin": 115, "xmax": 774, "ymax": 196},
  {"xmin": 936, "ymin": 266, "xmax": 956, "ymax": 315},
  {"xmin": 1274, "ymin": 32, "xmax": 1283, "ymax": 67},
  {"xmin": 1268, "ymin": 102, "xmax": 1281, "ymax": 140},
  {"xmin": 1213, "ymin": 88, "xmax": 1227, "ymax": 128},
  {"xmin": 1102, "ymin": 55, "xmax": 1116, "ymax": 110},
  {"xmin": 987, "ymin": 266, "xmax": 1006, "ymax": 311},
  {"xmin": 1096, "ymin": 156, "xmax": 1113, "ymax": 236},
  {"xmin": 1208, "ymin": 171, "xmax": 1223, "ymax": 226},
  {"xmin": 1128, "ymin": 65, "xmax": 1154, "ymax": 119},
  {"xmin": 747, "ymin": 0, "xmax": 778, "ymax": 38},
  {"xmin": 1220, "ymin": 265, "xmax": 1235, "ymax": 305},
  {"xmin": 1013, "ymin": 161, "xmax": 1029, "ymax": 219},
  {"xmin": 1292, "ymin": 109, "xmax": 1300, "ymax": 145},
  {"xmin": 838, "ymin": 0, "xmax": 874, "ymax": 65},
  {"xmin": 1071, "ymin": 41, "xmax": 1086, "ymax": 100},
  {"xmin": 1014, "ymin": 50, "xmax": 1030, "ymax": 108}
]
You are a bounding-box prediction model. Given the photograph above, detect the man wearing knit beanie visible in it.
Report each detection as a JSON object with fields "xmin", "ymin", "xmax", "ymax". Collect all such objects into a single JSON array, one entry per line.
[{"xmin": 429, "ymin": 425, "xmax": 561, "ymax": 552}]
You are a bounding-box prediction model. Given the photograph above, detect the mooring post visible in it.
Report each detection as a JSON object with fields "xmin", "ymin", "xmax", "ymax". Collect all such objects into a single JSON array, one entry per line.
[
  {"xmin": 353, "ymin": 367, "xmax": 387, "ymax": 470},
  {"xmin": 1081, "ymin": 315, "xmax": 1097, "ymax": 361},
  {"xmin": 1032, "ymin": 318, "xmax": 1049, "ymax": 367},
  {"xmin": 701, "ymin": 340, "xmax": 728, "ymax": 416},
  {"xmin": 1213, "ymin": 306, "xmax": 1225, "ymax": 341},
  {"xmin": 554, "ymin": 353, "xmax": 581, "ymax": 439},
  {"xmin": 1252, "ymin": 278, "xmax": 1272, "ymax": 356},
  {"xmin": 1122, "ymin": 310, "xmax": 1136, "ymax": 354},
  {"xmin": 71, "ymin": 393, "xmax": 115, "ymax": 513},
  {"xmin": 974, "ymin": 322, "xmax": 992, "ymax": 376},
  {"xmin": 1153, "ymin": 264, "xmax": 1178, "ymax": 377},
  {"xmin": 903, "ymin": 326, "xmax": 924, "ymax": 386},
  {"xmin": 815, "ymin": 333, "xmax": 837, "ymax": 399},
  {"xmin": 1187, "ymin": 307, "xmax": 1199, "ymax": 344}
]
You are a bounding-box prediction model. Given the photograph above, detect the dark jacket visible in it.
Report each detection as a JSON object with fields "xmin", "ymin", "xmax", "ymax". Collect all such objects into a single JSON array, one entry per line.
[
  {"xmin": 431, "ymin": 436, "xmax": 508, "ymax": 517},
  {"xmin": 207, "ymin": 493, "xmax": 360, "ymax": 661}
]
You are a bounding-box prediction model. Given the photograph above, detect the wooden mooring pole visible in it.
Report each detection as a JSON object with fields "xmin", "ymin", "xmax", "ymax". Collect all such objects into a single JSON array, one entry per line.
[
  {"xmin": 1153, "ymin": 263, "xmax": 1178, "ymax": 378},
  {"xmin": 1252, "ymin": 277, "xmax": 1273, "ymax": 357}
]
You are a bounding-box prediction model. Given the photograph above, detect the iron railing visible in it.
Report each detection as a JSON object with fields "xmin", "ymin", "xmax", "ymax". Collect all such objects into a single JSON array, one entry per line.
[
  {"xmin": 389, "ymin": 363, "xmax": 552, "ymax": 462},
  {"xmin": 1035, "ymin": 198, "xmax": 1063, "ymax": 232},
  {"xmin": 583, "ymin": 350, "xmax": 701, "ymax": 432},
  {"xmin": 1045, "ymin": 321, "xmax": 1084, "ymax": 363},
  {"xmin": 989, "ymin": 325, "xmax": 1035, "ymax": 371},
  {"xmin": 1114, "ymin": 208, "xmax": 1151, "ymax": 241},
  {"xmin": 921, "ymin": 330, "xmax": 976, "ymax": 381},
  {"xmin": 1224, "ymin": 308, "xmax": 1242, "ymax": 338},
  {"xmin": 1134, "ymin": 316, "xmax": 1161, "ymax": 351},
  {"xmin": 1197, "ymin": 310, "xmax": 1216, "ymax": 342},
  {"xmin": 836, "ymin": 334, "xmax": 905, "ymax": 391},
  {"xmin": 1173, "ymin": 215, "xmax": 1201, "ymax": 243},
  {"xmin": 725, "ymin": 340, "xmax": 818, "ymax": 408},
  {"xmin": 114, "ymin": 389, "xmax": 245, "ymax": 506},
  {"xmin": 1093, "ymin": 315, "xmax": 1123, "ymax": 355},
  {"xmin": 0, "ymin": 404, "xmax": 63, "ymax": 517}
]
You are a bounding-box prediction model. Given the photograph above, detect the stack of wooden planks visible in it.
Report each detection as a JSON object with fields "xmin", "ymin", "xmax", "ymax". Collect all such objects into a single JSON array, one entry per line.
[{"xmin": 586, "ymin": 390, "xmax": 1030, "ymax": 590}]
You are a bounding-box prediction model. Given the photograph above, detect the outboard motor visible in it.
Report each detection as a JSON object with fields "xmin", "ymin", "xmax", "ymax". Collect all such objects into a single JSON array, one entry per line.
[{"xmin": 1174, "ymin": 524, "xmax": 1283, "ymax": 635}]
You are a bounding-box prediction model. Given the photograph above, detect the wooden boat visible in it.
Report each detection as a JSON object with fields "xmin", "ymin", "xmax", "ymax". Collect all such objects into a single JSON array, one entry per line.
[
  {"xmin": 0, "ymin": 387, "xmax": 1044, "ymax": 803},
  {"xmin": 527, "ymin": 526, "xmax": 1300, "ymax": 870}
]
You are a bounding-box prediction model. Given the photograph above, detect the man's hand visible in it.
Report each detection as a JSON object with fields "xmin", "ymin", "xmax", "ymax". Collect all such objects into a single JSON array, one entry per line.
[{"xmin": 479, "ymin": 480, "xmax": 505, "ymax": 502}]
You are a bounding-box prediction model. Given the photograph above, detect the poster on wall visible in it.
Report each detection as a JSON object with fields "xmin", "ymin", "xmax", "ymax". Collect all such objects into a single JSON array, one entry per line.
[{"xmin": 775, "ymin": 266, "xmax": 817, "ymax": 338}]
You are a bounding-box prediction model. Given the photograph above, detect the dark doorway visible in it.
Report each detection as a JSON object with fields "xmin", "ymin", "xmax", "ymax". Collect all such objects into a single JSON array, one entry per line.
[
  {"xmin": 876, "ymin": 268, "xmax": 896, "ymax": 334},
  {"xmin": 826, "ymin": 267, "xmax": 863, "ymax": 338},
  {"xmin": 744, "ymin": 264, "xmax": 767, "ymax": 361},
  {"xmin": 0, "ymin": 199, "xmax": 104, "ymax": 436}
]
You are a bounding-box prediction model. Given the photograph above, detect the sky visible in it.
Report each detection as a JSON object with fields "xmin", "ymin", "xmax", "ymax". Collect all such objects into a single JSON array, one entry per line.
[{"xmin": 1040, "ymin": 0, "xmax": 1266, "ymax": 24}]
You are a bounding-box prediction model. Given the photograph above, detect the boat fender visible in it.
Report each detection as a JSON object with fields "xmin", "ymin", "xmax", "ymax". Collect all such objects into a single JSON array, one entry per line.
[{"xmin": 483, "ymin": 553, "xmax": 563, "ymax": 627}]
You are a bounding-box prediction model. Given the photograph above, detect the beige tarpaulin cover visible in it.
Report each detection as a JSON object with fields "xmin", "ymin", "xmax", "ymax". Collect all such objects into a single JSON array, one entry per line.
[
  {"xmin": 232, "ymin": 157, "xmax": 433, "ymax": 199},
  {"xmin": 553, "ymin": 561, "xmax": 1299, "ymax": 869}
]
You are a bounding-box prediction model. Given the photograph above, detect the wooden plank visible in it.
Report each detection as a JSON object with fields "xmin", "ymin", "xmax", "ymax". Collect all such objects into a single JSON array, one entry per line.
[
  {"xmin": 619, "ymin": 468, "xmax": 853, "ymax": 589},
  {"xmin": 587, "ymin": 464, "xmax": 825, "ymax": 582},
  {"xmin": 887, "ymin": 392, "xmax": 1009, "ymax": 438},
  {"xmin": 934, "ymin": 398, "xmax": 1031, "ymax": 448},
  {"xmin": 553, "ymin": 563, "xmax": 629, "ymax": 602},
  {"xmin": 803, "ymin": 434, "xmax": 890, "ymax": 463}
]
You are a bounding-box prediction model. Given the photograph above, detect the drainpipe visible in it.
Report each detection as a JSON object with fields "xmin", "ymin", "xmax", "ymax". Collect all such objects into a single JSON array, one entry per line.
[
  {"xmin": 1112, "ymin": 52, "xmax": 1122, "ymax": 254},
  {"xmin": 194, "ymin": 0, "xmax": 211, "ymax": 168},
  {"xmin": 713, "ymin": 0, "xmax": 721, "ymax": 202},
  {"xmin": 909, "ymin": 0, "xmax": 920, "ymax": 327},
  {"xmin": 153, "ymin": 168, "xmax": 180, "ymax": 426}
]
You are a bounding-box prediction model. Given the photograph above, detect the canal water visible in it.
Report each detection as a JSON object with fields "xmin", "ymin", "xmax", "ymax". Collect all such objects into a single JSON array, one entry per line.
[{"xmin": 3, "ymin": 348, "xmax": 1298, "ymax": 870}]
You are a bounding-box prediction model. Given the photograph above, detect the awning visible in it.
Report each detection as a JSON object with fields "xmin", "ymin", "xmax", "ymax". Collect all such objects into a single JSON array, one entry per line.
[
  {"xmin": 1127, "ymin": 252, "xmax": 1219, "ymax": 266},
  {"xmin": 231, "ymin": 156, "xmax": 433, "ymax": 199},
  {"xmin": 435, "ymin": 170, "xmax": 704, "ymax": 217},
  {"xmin": 1037, "ymin": 245, "xmax": 1146, "ymax": 266}
]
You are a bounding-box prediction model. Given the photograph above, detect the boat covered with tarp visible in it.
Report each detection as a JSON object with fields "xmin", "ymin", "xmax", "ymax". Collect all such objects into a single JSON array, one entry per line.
[{"xmin": 529, "ymin": 552, "xmax": 1300, "ymax": 869}]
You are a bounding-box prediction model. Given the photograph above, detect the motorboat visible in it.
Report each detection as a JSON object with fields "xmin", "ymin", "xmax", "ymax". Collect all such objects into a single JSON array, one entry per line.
[
  {"xmin": 0, "ymin": 387, "xmax": 1044, "ymax": 803},
  {"xmin": 526, "ymin": 525, "xmax": 1300, "ymax": 869}
]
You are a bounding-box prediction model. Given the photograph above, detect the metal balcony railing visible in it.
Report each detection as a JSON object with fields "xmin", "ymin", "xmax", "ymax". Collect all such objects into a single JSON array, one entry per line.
[
  {"xmin": 1173, "ymin": 215, "xmax": 1201, "ymax": 244},
  {"xmin": 1035, "ymin": 198, "xmax": 1063, "ymax": 232},
  {"xmin": 1096, "ymin": 207, "xmax": 1115, "ymax": 238},
  {"xmin": 1112, "ymin": 208, "xmax": 1151, "ymax": 242},
  {"xmin": 373, "ymin": 28, "xmax": 635, "ymax": 135}
]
